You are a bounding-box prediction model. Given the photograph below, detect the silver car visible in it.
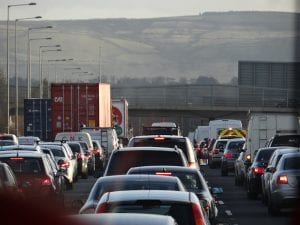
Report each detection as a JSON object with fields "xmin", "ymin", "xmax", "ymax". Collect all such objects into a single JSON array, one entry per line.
[{"xmin": 267, "ymin": 152, "xmax": 300, "ymax": 215}]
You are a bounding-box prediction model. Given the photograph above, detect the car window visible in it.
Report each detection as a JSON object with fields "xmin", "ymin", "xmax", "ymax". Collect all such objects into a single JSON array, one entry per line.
[
  {"xmin": 226, "ymin": 141, "xmax": 244, "ymax": 153},
  {"xmin": 216, "ymin": 140, "xmax": 227, "ymax": 149},
  {"xmin": 270, "ymin": 135, "xmax": 300, "ymax": 147},
  {"xmin": 2, "ymin": 157, "xmax": 43, "ymax": 175},
  {"xmin": 255, "ymin": 150, "xmax": 276, "ymax": 162},
  {"xmin": 44, "ymin": 146, "xmax": 66, "ymax": 157},
  {"xmin": 283, "ymin": 156, "xmax": 300, "ymax": 170}
]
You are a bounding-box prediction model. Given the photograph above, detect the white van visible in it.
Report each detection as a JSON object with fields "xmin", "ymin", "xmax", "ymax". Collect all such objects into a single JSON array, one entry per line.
[
  {"xmin": 54, "ymin": 132, "xmax": 93, "ymax": 152},
  {"xmin": 194, "ymin": 126, "xmax": 209, "ymax": 143},
  {"xmin": 245, "ymin": 112, "xmax": 300, "ymax": 162},
  {"xmin": 208, "ymin": 119, "xmax": 243, "ymax": 140}
]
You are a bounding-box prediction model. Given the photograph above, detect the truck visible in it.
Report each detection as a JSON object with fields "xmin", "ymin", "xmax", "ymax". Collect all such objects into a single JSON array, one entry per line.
[
  {"xmin": 24, "ymin": 98, "xmax": 52, "ymax": 141},
  {"xmin": 51, "ymin": 83, "xmax": 111, "ymax": 139},
  {"xmin": 112, "ymin": 99, "xmax": 129, "ymax": 142},
  {"xmin": 208, "ymin": 119, "xmax": 243, "ymax": 140},
  {"xmin": 245, "ymin": 112, "xmax": 300, "ymax": 162}
]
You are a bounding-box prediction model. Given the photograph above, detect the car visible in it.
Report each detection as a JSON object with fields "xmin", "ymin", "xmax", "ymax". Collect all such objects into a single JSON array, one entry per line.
[
  {"xmin": 18, "ymin": 136, "xmax": 40, "ymax": 145},
  {"xmin": 78, "ymin": 140, "xmax": 96, "ymax": 175},
  {"xmin": 208, "ymin": 139, "xmax": 228, "ymax": 169},
  {"xmin": 67, "ymin": 141, "xmax": 89, "ymax": 179},
  {"xmin": 220, "ymin": 138, "xmax": 245, "ymax": 176},
  {"xmin": 79, "ymin": 174, "xmax": 186, "ymax": 214},
  {"xmin": 92, "ymin": 140, "xmax": 106, "ymax": 172},
  {"xmin": 40, "ymin": 142, "xmax": 78, "ymax": 189},
  {"xmin": 245, "ymin": 147, "xmax": 277, "ymax": 199},
  {"xmin": 266, "ymin": 134, "xmax": 300, "ymax": 148},
  {"xmin": 267, "ymin": 152, "xmax": 300, "ymax": 215},
  {"xmin": 0, "ymin": 162, "xmax": 22, "ymax": 198},
  {"xmin": 127, "ymin": 165, "xmax": 218, "ymax": 224},
  {"xmin": 103, "ymin": 146, "xmax": 188, "ymax": 176},
  {"xmin": 70, "ymin": 213, "xmax": 178, "ymax": 225},
  {"xmin": 234, "ymin": 147, "xmax": 251, "ymax": 186},
  {"xmin": 95, "ymin": 190, "xmax": 209, "ymax": 225},
  {"xmin": 128, "ymin": 135, "xmax": 199, "ymax": 169},
  {"xmin": 0, "ymin": 134, "xmax": 18, "ymax": 145},
  {"xmin": 0, "ymin": 151, "xmax": 64, "ymax": 203},
  {"xmin": 261, "ymin": 147, "xmax": 300, "ymax": 206}
]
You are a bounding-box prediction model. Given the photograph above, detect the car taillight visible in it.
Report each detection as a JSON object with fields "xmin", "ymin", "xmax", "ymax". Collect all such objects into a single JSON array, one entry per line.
[
  {"xmin": 189, "ymin": 162, "xmax": 197, "ymax": 169},
  {"xmin": 77, "ymin": 153, "xmax": 84, "ymax": 160},
  {"xmin": 192, "ymin": 203, "xmax": 206, "ymax": 225},
  {"xmin": 224, "ymin": 152, "xmax": 232, "ymax": 158},
  {"xmin": 154, "ymin": 137, "xmax": 165, "ymax": 141},
  {"xmin": 277, "ymin": 174, "xmax": 288, "ymax": 184},
  {"xmin": 212, "ymin": 149, "xmax": 219, "ymax": 154},
  {"xmin": 155, "ymin": 172, "xmax": 172, "ymax": 176},
  {"xmin": 96, "ymin": 202, "xmax": 108, "ymax": 213},
  {"xmin": 60, "ymin": 161, "xmax": 70, "ymax": 168},
  {"xmin": 10, "ymin": 157, "xmax": 24, "ymax": 160},
  {"xmin": 41, "ymin": 177, "xmax": 52, "ymax": 186},
  {"xmin": 253, "ymin": 167, "xmax": 265, "ymax": 174}
]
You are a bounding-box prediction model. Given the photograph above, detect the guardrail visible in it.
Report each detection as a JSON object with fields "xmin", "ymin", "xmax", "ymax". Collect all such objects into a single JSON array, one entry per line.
[{"xmin": 112, "ymin": 84, "xmax": 300, "ymax": 109}]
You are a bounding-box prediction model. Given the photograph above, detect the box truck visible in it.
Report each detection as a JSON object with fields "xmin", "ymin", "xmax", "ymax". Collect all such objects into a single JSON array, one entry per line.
[{"xmin": 245, "ymin": 112, "xmax": 300, "ymax": 162}]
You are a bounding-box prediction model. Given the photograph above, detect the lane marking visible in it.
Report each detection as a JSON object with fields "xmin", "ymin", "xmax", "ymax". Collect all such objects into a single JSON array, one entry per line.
[
  {"xmin": 225, "ymin": 210, "xmax": 233, "ymax": 216},
  {"xmin": 218, "ymin": 200, "xmax": 224, "ymax": 205}
]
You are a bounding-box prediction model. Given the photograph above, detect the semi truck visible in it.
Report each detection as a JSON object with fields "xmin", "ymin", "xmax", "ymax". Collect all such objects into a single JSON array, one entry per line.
[{"xmin": 245, "ymin": 112, "xmax": 300, "ymax": 162}]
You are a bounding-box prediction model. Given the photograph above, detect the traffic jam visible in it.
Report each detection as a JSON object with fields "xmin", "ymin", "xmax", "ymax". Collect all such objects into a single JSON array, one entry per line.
[{"xmin": 1, "ymin": 86, "xmax": 300, "ymax": 225}]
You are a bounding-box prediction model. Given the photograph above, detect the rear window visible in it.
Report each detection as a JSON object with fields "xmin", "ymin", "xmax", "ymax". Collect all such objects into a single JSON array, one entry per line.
[
  {"xmin": 79, "ymin": 142, "xmax": 88, "ymax": 151},
  {"xmin": 227, "ymin": 141, "xmax": 244, "ymax": 153},
  {"xmin": 271, "ymin": 135, "xmax": 300, "ymax": 147},
  {"xmin": 106, "ymin": 151, "xmax": 185, "ymax": 175},
  {"xmin": 68, "ymin": 143, "xmax": 81, "ymax": 153},
  {"xmin": 95, "ymin": 181, "xmax": 180, "ymax": 200},
  {"xmin": 284, "ymin": 157, "xmax": 300, "ymax": 170},
  {"xmin": 105, "ymin": 202, "xmax": 194, "ymax": 225},
  {"xmin": 216, "ymin": 140, "xmax": 227, "ymax": 149},
  {"xmin": 255, "ymin": 149, "xmax": 275, "ymax": 162},
  {"xmin": 1, "ymin": 157, "xmax": 43, "ymax": 175},
  {"xmin": 131, "ymin": 138, "xmax": 187, "ymax": 155},
  {"xmin": 41, "ymin": 146, "xmax": 65, "ymax": 157}
]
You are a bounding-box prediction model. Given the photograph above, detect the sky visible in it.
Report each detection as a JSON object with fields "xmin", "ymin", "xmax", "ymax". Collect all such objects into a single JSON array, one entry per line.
[{"xmin": 0, "ymin": 0, "xmax": 297, "ymax": 20}]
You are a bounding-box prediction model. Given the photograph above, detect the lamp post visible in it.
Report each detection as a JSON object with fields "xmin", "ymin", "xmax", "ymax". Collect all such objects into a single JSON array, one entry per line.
[
  {"xmin": 39, "ymin": 45, "xmax": 61, "ymax": 98},
  {"xmin": 14, "ymin": 15, "xmax": 41, "ymax": 135},
  {"xmin": 27, "ymin": 25, "xmax": 52, "ymax": 98},
  {"xmin": 48, "ymin": 58, "xmax": 74, "ymax": 82},
  {"xmin": 63, "ymin": 67, "xmax": 81, "ymax": 82},
  {"xmin": 72, "ymin": 71, "xmax": 89, "ymax": 82},
  {"xmin": 6, "ymin": 2, "xmax": 37, "ymax": 133},
  {"xmin": 28, "ymin": 37, "xmax": 52, "ymax": 98}
]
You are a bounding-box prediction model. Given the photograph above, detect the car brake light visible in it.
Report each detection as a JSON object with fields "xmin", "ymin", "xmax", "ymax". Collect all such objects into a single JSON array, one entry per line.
[
  {"xmin": 253, "ymin": 167, "xmax": 265, "ymax": 174},
  {"xmin": 155, "ymin": 172, "xmax": 172, "ymax": 176},
  {"xmin": 41, "ymin": 177, "xmax": 52, "ymax": 186},
  {"xmin": 189, "ymin": 162, "xmax": 197, "ymax": 169},
  {"xmin": 10, "ymin": 157, "xmax": 24, "ymax": 160},
  {"xmin": 277, "ymin": 174, "xmax": 288, "ymax": 184},
  {"xmin": 60, "ymin": 161, "xmax": 70, "ymax": 168},
  {"xmin": 212, "ymin": 149, "xmax": 219, "ymax": 154},
  {"xmin": 192, "ymin": 202, "xmax": 206, "ymax": 225},
  {"xmin": 224, "ymin": 152, "xmax": 232, "ymax": 158},
  {"xmin": 96, "ymin": 202, "xmax": 108, "ymax": 213},
  {"xmin": 154, "ymin": 137, "xmax": 165, "ymax": 141},
  {"xmin": 77, "ymin": 153, "xmax": 84, "ymax": 160}
]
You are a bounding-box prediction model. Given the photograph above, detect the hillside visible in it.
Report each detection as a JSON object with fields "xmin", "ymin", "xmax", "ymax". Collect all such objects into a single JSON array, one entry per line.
[{"xmin": 0, "ymin": 11, "xmax": 299, "ymax": 84}]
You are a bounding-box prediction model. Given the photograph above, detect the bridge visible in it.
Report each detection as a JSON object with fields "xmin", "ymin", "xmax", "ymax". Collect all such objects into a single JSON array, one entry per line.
[{"xmin": 111, "ymin": 84, "xmax": 300, "ymax": 136}]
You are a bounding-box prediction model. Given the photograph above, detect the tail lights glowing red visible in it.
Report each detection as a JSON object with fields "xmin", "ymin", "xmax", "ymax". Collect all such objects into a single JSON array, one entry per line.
[
  {"xmin": 155, "ymin": 172, "xmax": 172, "ymax": 176},
  {"xmin": 60, "ymin": 161, "xmax": 70, "ymax": 168},
  {"xmin": 277, "ymin": 174, "xmax": 288, "ymax": 184},
  {"xmin": 96, "ymin": 202, "xmax": 108, "ymax": 213},
  {"xmin": 154, "ymin": 137, "xmax": 165, "ymax": 141},
  {"xmin": 224, "ymin": 152, "xmax": 232, "ymax": 158},
  {"xmin": 41, "ymin": 177, "xmax": 52, "ymax": 186},
  {"xmin": 253, "ymin": 167, "xmax": 265, "ymax": 174},
  {"xmin": 10, "ymin": 157, "xmax": 24, "ymax": 160},
  {"xmin": 191, "ymin": 202, "xmax": 206, "ymax": 225}
]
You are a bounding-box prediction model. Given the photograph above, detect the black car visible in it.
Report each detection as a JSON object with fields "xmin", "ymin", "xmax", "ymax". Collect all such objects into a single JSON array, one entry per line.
[
  {"xmin": 245, "ymin": 147, "xmax": 277, "ymax": 199},
  {"xmin": 103, "ymin": 147, "xmax": 188, "ymax": 176},
  {"xmin": 0, "ymin": 151, "xmax": 65, "ymax": 204}
]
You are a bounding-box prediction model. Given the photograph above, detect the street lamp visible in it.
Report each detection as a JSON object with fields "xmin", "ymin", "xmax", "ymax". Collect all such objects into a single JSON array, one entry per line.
[
  {"xmin": 14, "ymin": 15, "xmax": 41, "ymax": 135},
  {"xmin": 48, "ymin": 58, "xmax": 74, "ymax": 82},
  {"xmin": 28, "ymin": 37, "xmax": 52, "ymax": 98},
  {"xmin": 27, "ymin": 25, "xmax": 53, "ymax": 98},
  {"xmin": 72, "ymin": 71, "xmax": 89, "ymax": 82},
  {"xmin": 39, "ymin": 45, "xmax": 61, "ymax": 98},
  {"xmin": 63, "ymin": 67, "xmax": 81, "ymax": 82},
  {"xmin": 6, "ymin": 2, "xmax": 37, "ymax": 133},
  {"xmin": 40, "ymin": 48, "xmax": 61, "ymax": 98}
]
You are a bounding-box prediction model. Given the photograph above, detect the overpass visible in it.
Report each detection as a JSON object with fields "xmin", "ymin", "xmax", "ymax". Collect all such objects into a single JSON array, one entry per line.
[{"xmin": 111, "ymin": 84, "xmax": 300, "ymax": 136}]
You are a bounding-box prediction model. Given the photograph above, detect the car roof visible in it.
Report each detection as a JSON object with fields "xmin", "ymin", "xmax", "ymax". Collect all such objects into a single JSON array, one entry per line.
[
  {"xmin": 115, "ymin": 146, "xmax": 182, "ymax": 152},
  {"xmin": 280, "ymin": 152, "xmax": 300, "ymax": 159},
  {"xmin": 0, "ymin": 145, "xmax": 41, "ymax": 151},
  {"xmin": 128, "ymin": 165, "xmax": 199, "ymax": 174},
  {"xmin": 131, "ymin": 135, "xmax": 185, "ymax": 139},
  {"xmin": 274, "ymin": 147, "xmax": 300, "ymax": 155},
  {"xmin": 95, "ymin": 174, "xmax": 183, "ymax": 183},
  {"xmin": 102, "ymin": 190, "xmax": 193, "ymax": 203},
  {"xmin": 70, "ymin": 213, "xmax": 176, "ymax": 225},
  {"xmin": 0, "ymin": 150, "xmax": 45, "ymax": 158}
]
